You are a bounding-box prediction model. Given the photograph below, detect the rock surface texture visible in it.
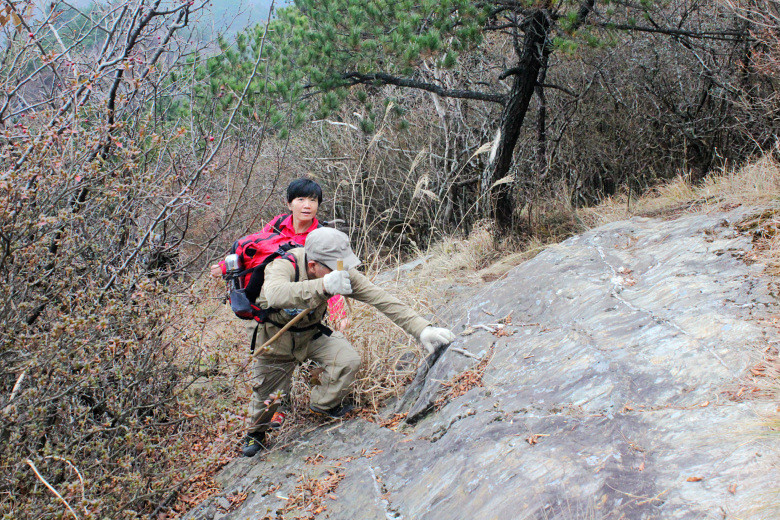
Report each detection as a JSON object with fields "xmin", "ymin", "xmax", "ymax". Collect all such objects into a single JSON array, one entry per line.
[{"xmin": 187, "ymin": 206, "xmax": 779, "ymax": 520}]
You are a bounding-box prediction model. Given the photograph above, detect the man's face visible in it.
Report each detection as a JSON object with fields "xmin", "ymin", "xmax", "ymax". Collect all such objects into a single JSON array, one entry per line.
[
  {"xmin": 287, "ymin": 196, "xmax": 319, "ymax": 226},
  {"xmin": 306, "ymin": 260, "xmax": 332, "ymax": 279}
]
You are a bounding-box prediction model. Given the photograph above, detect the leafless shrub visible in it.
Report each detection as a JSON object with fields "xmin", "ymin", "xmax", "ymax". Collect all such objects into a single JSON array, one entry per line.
[{"xmin": 0, "ymin": 0, "xmax": 277, "ymax": 516}]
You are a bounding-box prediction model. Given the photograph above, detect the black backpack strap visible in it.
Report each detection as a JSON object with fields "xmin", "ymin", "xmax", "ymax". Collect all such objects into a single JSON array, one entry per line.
[
  {"xmin": 291, "ymin": 252, "xmax": 300, "ymax": 282},
  {"xmin": 313, "ymin": 323, "xmax": 333, "ymax": 340},
  {"xmin": 271, "ymin": 213, "xmax": 289, "ymax": 233},
  {"xmin": 245, "ymin": 250, "xmax": 299, "ymax": 309},
  {"xmin": 250, "ymin": 323, "xmax": 260, "ymax": 353}
]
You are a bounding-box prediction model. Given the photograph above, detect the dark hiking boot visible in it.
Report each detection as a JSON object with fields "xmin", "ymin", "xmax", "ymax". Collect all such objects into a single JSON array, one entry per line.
[
  {"xmin": 309, "ymin": 401, "xmax": 355, "ymax": 419},
  {"xmin": 269, "ymin": 411, "xmax": 286, "ymax": 430},
  {"xmin": 241, "ymin": 432, "xmax": 266, "ymax": 457}
]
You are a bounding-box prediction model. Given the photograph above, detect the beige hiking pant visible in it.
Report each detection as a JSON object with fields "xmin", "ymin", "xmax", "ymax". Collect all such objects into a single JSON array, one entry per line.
[{"xmin": 246, "ymin": 321, "xmax": 361, "ymax": 434}]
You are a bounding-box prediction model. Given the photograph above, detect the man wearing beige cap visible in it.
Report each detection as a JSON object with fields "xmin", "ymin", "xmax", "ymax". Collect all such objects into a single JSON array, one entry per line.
[{"xmin": 242, "ymin": 227, "xmax": 456, "ymax": 457}]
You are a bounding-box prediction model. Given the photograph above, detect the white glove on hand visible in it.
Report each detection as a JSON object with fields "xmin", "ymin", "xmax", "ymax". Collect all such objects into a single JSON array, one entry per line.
[
  {"xmin": 323, "ymin": 270, "xmax": 352, "ymax": 296},
  {"xmin": 419, "ymin": 326, "xmax": 456, "ymax": 355}
]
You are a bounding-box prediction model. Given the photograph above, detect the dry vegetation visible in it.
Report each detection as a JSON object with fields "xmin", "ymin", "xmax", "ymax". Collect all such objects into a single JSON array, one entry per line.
[
  {"xmin": 4, "ymin": 0, "xmax": 780, "ymax": 517},
  {"xmin": 168, "ymin": 153, "xmax": 780, "ymax": 517},
  {"xmin": 578, "ymin": 152, "xmax": 780, "ymax": 227}
]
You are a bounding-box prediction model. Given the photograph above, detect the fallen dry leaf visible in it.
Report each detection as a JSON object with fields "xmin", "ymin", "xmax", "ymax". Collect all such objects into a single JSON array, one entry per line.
[
  {"xmin": 364, "ymin": 449, "xmax": 383, "ymax": 459},
  {"xmin": 686, "ymin": 476, "xmax": 703, "ymax": 482},
  {"xmin": 526, "ymin": 433, "xmax": 550, "ymax": 445},
  {"xmin": 728, "ymin": 483, "xmax": 737, "ymax": 494},
  {"xmin": 379, "ymin": 413, "xmax": 406, "ymax": 429},
  {"xmin": 305, "ymin": 454, "xmax": 325, "ymax": 465}
]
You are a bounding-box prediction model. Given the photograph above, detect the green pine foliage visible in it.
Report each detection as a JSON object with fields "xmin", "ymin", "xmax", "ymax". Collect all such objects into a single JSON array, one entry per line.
[{"xmin": 195, "ymin": 0, "xmax": 487, "ymax": 135}]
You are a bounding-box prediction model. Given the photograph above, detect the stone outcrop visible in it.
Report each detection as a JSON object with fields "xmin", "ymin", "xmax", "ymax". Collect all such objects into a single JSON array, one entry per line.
[{"xmin": 187, "ymin": 205, "xmax": 779, "ymax": 520}]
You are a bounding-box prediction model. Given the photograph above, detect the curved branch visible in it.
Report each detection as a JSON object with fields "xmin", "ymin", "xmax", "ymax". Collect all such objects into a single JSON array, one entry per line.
[
  {"xmin": 591, "ymin": 21, "xmax": 753, "ymax": 42},
  {"xmin": 499, "ymin": 66, "xmax": 523, "ymax": 80},
  {"xmin": 342, "ymin": 72, "xmax": 507, "ymax": 104},
  {"xmin": 540, "ymin": 83, "xmax": 577, "ymax": 97}
]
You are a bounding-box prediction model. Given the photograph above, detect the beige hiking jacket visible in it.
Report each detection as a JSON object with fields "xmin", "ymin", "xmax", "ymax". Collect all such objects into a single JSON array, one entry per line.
[{"xmin": 256, "ymin": 248, "xmax": 431, "ymax": 340}]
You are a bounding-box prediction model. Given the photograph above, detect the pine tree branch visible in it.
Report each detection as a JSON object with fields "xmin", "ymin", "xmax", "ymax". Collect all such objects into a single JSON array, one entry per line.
[{"xmin": 342, "ymin": 72, "xmax": 507, "ymax": 104}]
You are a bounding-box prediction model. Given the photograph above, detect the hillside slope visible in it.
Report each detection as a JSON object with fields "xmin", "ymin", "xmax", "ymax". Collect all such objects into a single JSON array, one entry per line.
[{"xmin": 186, "ymin": 204, "xmax": 779, "ymax": 520}]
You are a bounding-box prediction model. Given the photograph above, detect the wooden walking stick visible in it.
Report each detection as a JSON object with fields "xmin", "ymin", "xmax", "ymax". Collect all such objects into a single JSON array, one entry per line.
[
  {"xmin": 252, "ymin": 307, "xmax": 313, "ymax": 357},
  {"xmin": 252, "ymin": 259, "xmax": 346, "ymax": 357}
]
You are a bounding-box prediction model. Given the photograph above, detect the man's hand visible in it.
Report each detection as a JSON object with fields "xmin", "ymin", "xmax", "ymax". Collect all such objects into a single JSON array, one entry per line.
[
  {"xmin": 209, "ymin": 264, "xmax": 223, "ymax": 278},
  {"xmin": 323, "ymin": 270, "xmax": 352, "ymax": 295},
  {"xmin": 419, "ymin": 326, "xmax": 456, "ymax": 355}
]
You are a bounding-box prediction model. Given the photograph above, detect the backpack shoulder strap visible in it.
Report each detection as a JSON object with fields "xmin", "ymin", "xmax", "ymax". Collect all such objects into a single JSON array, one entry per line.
[
  {"xmin": 279, "ymin": 249, "xmax": 300, "ymax": 282},
  {"xmin": 271, "ymin": 213, "xmax": 289, "ymax": 234}
]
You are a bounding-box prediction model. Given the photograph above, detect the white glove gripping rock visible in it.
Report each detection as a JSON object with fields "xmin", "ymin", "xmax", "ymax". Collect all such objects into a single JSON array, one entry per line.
[{"xmin": 419, "ymin": 326, "xmax": 457, "ymax": 355}]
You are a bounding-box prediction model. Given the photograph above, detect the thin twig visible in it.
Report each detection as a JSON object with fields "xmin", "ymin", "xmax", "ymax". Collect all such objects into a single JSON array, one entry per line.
[
  {"xmin": 44, "ymin": 456, "xmax": 85, "ymax": 507},
  {"xmin": 474, "ymin": 324, "xmax": 497, "ymax": 333},
  {"xmin": 450, "ymin": 347, "xmax": 482, "ymax": 360},
  {"xmin": 2, "ymin": 370, "xmax": 26, "ymax": 414},
  {"xmin": 25, "ymin": 459, "xmax": 80, "ymax": 520}
]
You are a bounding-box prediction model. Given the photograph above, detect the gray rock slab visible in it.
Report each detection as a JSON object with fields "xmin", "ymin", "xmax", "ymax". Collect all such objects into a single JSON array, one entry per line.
[{"xmin": 187, "ymin": 206, "xmax": 779, "ymax": 520}]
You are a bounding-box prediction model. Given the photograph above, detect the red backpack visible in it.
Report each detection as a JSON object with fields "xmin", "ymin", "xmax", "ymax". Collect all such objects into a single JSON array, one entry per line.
[{"xmin": 225, "ymin": 214, "xmax": 320, "ymax": 322}]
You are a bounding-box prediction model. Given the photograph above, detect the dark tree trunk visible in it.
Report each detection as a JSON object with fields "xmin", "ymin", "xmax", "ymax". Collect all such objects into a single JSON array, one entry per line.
[{"xmin": 490, "ymin": 9, "xmax": 552, "ymax": 230}]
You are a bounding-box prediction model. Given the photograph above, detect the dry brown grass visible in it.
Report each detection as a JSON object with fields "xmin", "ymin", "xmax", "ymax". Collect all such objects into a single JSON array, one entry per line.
[{"xmin": 578, "ymin": 153, "xmax": 780, "ymax": 228}]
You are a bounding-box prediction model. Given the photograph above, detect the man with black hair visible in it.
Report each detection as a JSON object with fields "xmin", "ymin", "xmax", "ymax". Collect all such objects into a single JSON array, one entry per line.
[{"xmin": 242, "ymin": 227, "xmax": 456, "ymax": 457}]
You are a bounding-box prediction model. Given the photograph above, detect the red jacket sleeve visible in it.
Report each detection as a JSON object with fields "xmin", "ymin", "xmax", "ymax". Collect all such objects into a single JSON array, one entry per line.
[{"xmin": 327, "ymin": 295, "xmax": 347, "ymax": 321}]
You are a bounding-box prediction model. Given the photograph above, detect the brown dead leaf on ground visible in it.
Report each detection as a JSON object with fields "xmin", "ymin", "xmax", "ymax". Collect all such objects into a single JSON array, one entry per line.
[
  {"xmin": 281, "ymin": 468, "xmax": 345, "ymax": 518},
  {"xmin": 526, "ymin": 433, "xmax": 549, "ymax": 445},
  {"xmin": 723, "ymin": 384, "xmax": 768, "ymax": 402},
  {"xmin": 378, "ymin": 413, "xmax": 407, "ymax": 429},
  {"xmin": 435, "ymin": 344, "xmax": 495, "ymax": 410},
  {"xmin": 305, "ymin": 454, "xmax": 325, "ymax": 465},
  {"xmin": 493, "ymin": 324, "xmax": 515, "ymax": 337},
  {"xmin": 364, "ymin": 449, "xmax": 383, "ymax": 459},
  {"xmin": 686, "ymin": 476, "xmax": 704, "ymax": 482},
  {"xmin": 226, "ymin": 491, "xmax": 248, "ymax": 510},
  {"xmin": 751, "ymin": 364, "xmax": 766, "ymax": 376},
  {"xmin": 729, "ymin": 483, "xmax": 738, "ymax": 494}
]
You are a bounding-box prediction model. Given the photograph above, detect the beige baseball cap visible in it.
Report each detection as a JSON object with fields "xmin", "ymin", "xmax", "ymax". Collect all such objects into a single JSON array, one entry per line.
[{"xmin": 305, "ymin": 227, "xmax": 361, "ymax": 271}]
